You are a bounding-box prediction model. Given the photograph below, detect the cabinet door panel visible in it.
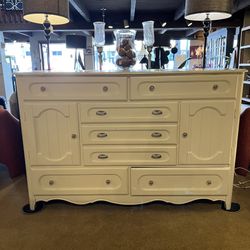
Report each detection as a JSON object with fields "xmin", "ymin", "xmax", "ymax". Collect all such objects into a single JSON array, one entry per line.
[
  {"xmin": 24, "ymin": 103, "xmax": 80, "ymax": 165},
  {"xmin": 179, "ymin": 101, "xmax": 235, "ymax": 164}
]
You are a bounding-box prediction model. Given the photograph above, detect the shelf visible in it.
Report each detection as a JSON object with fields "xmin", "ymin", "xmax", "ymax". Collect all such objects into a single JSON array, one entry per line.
[
  {"xmin": 239, "ymin": 63, "xmax": 250, "ymax": 67},
  {"xmin": 244, "ymin": 80, "xmax": 250, "ymax": 84},
  {"xmin": 242, "ymin": 97, "xmax": 250, "ymax": 103},
  {"xmin": 242, "ymin": 26, "xmax": 250, "ymax": 32},
  {"xmin": 240, "ymin": 45, "xmax": 250, "ymax": 49},
  {"xmin": 241, "ymin": 104, "xmax": 250, "ymax": 114}
]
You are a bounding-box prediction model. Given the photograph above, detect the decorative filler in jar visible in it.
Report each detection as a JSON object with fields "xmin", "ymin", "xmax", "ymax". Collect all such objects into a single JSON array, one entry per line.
[{"xmin": 114, "ymin": 29, "xmax": 136, "ymax": 69}]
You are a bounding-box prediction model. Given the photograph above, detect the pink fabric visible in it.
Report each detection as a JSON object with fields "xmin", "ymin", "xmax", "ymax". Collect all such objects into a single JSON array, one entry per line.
[{"xmin": 0, "ymin": 109, "xmax": 25, "ymax": 178}]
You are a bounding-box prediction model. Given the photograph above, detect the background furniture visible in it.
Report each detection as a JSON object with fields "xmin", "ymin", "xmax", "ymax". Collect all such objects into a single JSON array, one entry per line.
[
  {"xmin": 0, "ymin": 109, "xmax": 25, "ymax": 178},
  {"xmin": 16, "ymin": 70, "xmax": 244, "ymax": 211}
]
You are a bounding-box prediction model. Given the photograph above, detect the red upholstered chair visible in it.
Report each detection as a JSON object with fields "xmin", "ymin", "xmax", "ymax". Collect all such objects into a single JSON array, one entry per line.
[
  {"xmin": 235, "ymin": 108, "xmax": 250, "ymax": 176},
  {"xmin": 0, "ymin": 108, "xmax": 25, "ymax": 178}
]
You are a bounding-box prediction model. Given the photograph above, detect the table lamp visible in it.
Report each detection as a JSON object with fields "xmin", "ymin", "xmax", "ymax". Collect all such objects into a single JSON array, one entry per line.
[
  {"xmin": 23, "ymin": 0, "xmax": 70, "ymax": 70},
  {"xmin": 185, "ymin": 0, "xmax": 232, "ymax": 68},
  {"xmin": 142, "ymin": 21, "xmax": 155, "ymax": 69}
]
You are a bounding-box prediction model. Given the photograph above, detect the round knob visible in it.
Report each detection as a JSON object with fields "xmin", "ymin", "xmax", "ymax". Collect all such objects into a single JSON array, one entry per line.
[
  {"xmin": 106, "ymin": 179, "xmax": 111, "ymax": 185},
  {"xmin": 149, "ymin": 180, "xmax": 154, "ymax": 186},
  {"xmin": 207, "ymin": 180, "xmax": 212, "ymax": 185},
  {"xmin": 49, "ymin": 180, "xmax": 54, "ymax": 186},
  {"xmin": 151, "ymin": 153, "xmax": 162, "ymax": 159},
  {"xmin": 71, "ymin": 134, "xmax": 77, "ymax": 139},
  {"xmin": 149, "ymin": 85, "xmax": 155, "ymax": 92},
  {"xmin": 152, "ymin": 110, "xmax": 163, "ymax": 116},
  {"xmin": 40, "ymin": 86, "xmax": 46, "ymax": 92},
  {"xmin": 103, "ymin": 86, "xmax": 109, "ymax": 92},
  {"xmin": 213, "ymin": 84, "xmax": 218, "ymax": 90},
  {"xmin": 98, "ymin": 154, "xmax": 109, "ymax": 159},
  {"xmin": 96, "ymin": 110, "xmax": 107, "ymax": 116},
  {"xmin": 182, "ymin": 132, "xmax": 188, "ymax": 138},
  {"xmin": 97, "ymin": 132, "xmax": 108, "ymax": 138}
]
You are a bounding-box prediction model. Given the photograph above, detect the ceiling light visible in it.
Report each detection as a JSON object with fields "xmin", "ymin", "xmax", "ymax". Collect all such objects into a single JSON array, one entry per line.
[
  {"xmin": 161, "ymin": 22, "xmax": 167, "ymax": 27},
  {"xmin": 186, "ymin": 20, "xmax": 193, "ymax": 27},
  {"xmin": 108, "ymin": 25, "xmax": 113, "ymax": 29},
  {"xmin": 123, "ymin": 19, "xmax": 129, "ymax": 28}
]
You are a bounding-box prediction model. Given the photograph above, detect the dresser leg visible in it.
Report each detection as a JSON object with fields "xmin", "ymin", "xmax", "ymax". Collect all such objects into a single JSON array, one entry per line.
[
  {"xmin": 221, "ymin": 202, "xmax": 240, "ymax": 212},
  {"xmin": 22, "ymin": 201, "xmax": 44, "ymax": 214}
]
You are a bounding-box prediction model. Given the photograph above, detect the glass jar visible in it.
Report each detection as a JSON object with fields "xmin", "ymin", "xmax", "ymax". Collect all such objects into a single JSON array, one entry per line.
[{"xmin": 114, "ymin": 29, "xmax": 136, "ymax": 69}]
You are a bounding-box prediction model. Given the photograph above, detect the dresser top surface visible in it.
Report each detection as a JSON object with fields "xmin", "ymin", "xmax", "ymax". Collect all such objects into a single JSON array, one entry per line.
[{"xmin": 16, "ymin": 69, "xmax": 246, "ymax": 78}]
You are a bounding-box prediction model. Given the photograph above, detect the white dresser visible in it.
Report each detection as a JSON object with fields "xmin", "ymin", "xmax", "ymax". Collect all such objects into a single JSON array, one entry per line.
[{"xmin": 16, "ymin": 70, "xmax": 244, "ymax": 211}]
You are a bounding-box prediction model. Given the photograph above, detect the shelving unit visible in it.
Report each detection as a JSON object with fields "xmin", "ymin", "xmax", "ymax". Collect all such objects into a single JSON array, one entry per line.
[{"xmin": 239, "ymin": 10, "xmax": 250, "ymax": 109}]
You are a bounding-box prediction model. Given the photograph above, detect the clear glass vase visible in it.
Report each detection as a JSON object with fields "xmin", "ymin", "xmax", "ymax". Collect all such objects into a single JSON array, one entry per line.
[{"xmin": 114, "ymin": 29, "xmax": 136, "ymax": 69}]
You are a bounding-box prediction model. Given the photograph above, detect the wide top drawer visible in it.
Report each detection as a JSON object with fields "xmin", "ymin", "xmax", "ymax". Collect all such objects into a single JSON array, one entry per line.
[
  {"xmin": 17, "ymin": 76, "xmax": 127, "ymax": 100},
  {"xmin": 130, "ymin": 74, "xmax": 238, "ymax": 100}
]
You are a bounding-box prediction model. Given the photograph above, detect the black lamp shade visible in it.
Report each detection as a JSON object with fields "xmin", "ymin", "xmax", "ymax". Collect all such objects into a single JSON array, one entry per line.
[
  {"xmin": 23, "ymin": 0, "xmax": 70, "ymax": 25},
  {"xmin": 185, "ymin": 0, "xmax": 232, "ymax": 21}
]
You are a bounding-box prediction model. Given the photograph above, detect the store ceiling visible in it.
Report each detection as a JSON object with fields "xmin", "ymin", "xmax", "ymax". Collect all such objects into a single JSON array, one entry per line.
[{"xmin": 0, "ymin": 0, "xmax": 250, "ymax": 42}]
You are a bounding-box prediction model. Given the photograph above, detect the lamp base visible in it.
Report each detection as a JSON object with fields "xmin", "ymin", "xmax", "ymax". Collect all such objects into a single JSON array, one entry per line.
[
  {"xmin": 97, "ymin": 46, "xmax": 103, "ymax": 71},
  {"xmin": 147, "ymin": 46, "xmax": 153, "ymax": 69}
]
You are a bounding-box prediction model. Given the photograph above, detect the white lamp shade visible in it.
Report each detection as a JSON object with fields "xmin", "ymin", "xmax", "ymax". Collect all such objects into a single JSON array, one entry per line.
[
  {"xmin": 142, "ymin": 21, "xmax": 155, "ymax": 47},
  {"xmin": 23, "ymin": 0, "xmax": 70, "ymax": 25},
  {"xmin": 94, "ymin": 22, "xmax": 106, "ymax": 47},
  {"xmin": 185, "ymin": 0, "xmax": 232, "ymax": 21}
]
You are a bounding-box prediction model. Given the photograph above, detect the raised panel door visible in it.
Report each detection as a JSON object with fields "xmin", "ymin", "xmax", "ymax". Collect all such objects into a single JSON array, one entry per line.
[
  {"xmin": 179, "ymin": 101, "xmax": 235, "ymax": 164},
  {"xmin": 24, "ymin": 103, "xmax": 80, "ymax": 165}
]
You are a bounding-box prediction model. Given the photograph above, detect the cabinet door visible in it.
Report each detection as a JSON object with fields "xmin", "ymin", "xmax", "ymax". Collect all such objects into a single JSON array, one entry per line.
[
  {"xmin": 179, "ymin": 101, "xmax": 235, "ymax": 164},
  {"xmin": 24, "ymin": 103, "xmax": 80, "ymax": 165}
]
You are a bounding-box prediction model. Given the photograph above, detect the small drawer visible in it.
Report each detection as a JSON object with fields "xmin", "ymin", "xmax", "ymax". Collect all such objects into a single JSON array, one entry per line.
[
  {"xmin": 81, "ymin": 124, "xmax": 178, "ymax": 144},
  {"xmin": 30, "ymin": 167, "xmax": 128, "ymax": 195},
  {"xmin": 17, "ymin": 76, "xmax": 127, "ymax": 100},
  {"xmin": 80, "ymin": 102, "xmax": 178, "ymax": 123},
  {"xmin": 83, "ymin": 146, "xmax": 177, "ymax": 166},
  {"xmin": 130, "ymin": 74, "xmax": 237, "ymax": 100},
  {"xmin": 131, "ymin": 168, "xmax": 228, "ymax": 195}
]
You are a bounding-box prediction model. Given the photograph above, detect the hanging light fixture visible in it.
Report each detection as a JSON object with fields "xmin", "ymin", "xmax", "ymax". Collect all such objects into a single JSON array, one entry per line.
[
  {"xmin": 185, "ymin": 0, "xmax": 232, "ymax": 68},
  {"xmin": 23, "ymin": 0, "xmax": 70, "ymax": 70}
]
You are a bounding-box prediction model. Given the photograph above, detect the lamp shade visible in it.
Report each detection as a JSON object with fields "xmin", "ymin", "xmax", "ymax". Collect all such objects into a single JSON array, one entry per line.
[
  {"xmin": 185, "ymin": 0, "xmax": 232, "ymax": 21},
  {"xmin": 23, "ymin": 0, "xmax": 70, "ymax": 25}
]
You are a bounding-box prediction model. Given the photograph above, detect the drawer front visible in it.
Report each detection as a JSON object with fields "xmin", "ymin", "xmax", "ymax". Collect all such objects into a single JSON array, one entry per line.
[
  {"xmin": 18, "ymin": 76, "xmax": 127, "ymax": 100},
  {"xmin": 81, "ymin": 124, "xmax": 178, "ymax": 145},
  {"xmin": 130, "ymin": 75, "xmax": 237, "ymax": 100},
  {"xmin": 131, "ymin": 168, "xmax": 229, "ymax": 195},
  {"xmin": 83, "ymin": 146, "xmax": 177, "ymax": 166},
  {"xmin": 80, "ymin": 102, "xmax": 178, "ymax": 123},
  {"xmin": 30, "ymin": 167, "xmax": 128, "ymax": 195}
]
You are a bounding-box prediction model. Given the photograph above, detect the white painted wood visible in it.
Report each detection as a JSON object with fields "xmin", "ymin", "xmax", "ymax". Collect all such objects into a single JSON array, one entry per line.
[
  {"xmin": 179, "ymin": 101, "xmax": 235, "ymax": 165},
  {"xmin": 24, "ymin": 102, "xmax": 80, "ymax": 165},
  {"xmin": 16, "ymin": 70, "xmax": 245, "ymax": 210},
  {"xmin": 83, "ymin": 145, "xmax": 177, "ymax": 166},
  {"xmin": 81, "ymin": 124, "xmax": 178, "ymax": 145},
  {"xmin": 79, "ymin": 102, "xmax": 178, "ymax": 123}
]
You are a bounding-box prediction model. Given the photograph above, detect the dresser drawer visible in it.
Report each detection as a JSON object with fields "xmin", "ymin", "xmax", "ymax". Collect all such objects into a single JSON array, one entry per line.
[
  {"xmin": 80, "ymin": 102, "xmax": 178, "ymax": 123},
  {"xmin": 131, "ymin": 168, "xmax": 229, "ymax": 195},
  {"xmin": 130, "ymin": 74, "xmax": 237, "ymax": 100},
  {"xmin": 30, "ymin": 167, "xmax": 128, "ymax": 195},
  {"xmin": 83, "ymin": 146, "xmax": 177, "ymax": 166},
  {"xmin": 18, "ymin": 76, "xmax": 127, "ymax": 100},
  {"xmin": 81, "ymin": 124, "xmax": 177, "ymax": 144}
]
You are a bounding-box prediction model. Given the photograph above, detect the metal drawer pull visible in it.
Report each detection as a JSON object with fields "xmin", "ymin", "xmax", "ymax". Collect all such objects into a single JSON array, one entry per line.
[
  {"xmin": 49, "ymin": 180, "xmax": 54, "ymax": 186},
  {"xmin": 97, "ymin": 132, "xmax": 108, "ymax": 138},
  {"xmin": 149, "ymin": 85, "xmax": 155, "ymax": 91},
  {"xmin": 152, "ymin": 110, "xmax": 163, "ymax": 115},
  {"xmin": 103, "ymin": 86, "xmax": 109, "ymax": 92},
  {"xmin": 149, "ymin": 180, "xmax": 154, "ymax": 186},
  {"xmin": 182, "ymin": 132, "xmax": 188, "ymax": 138},
  {"xmin": 96, "ymin": 110, "xmax": 107, "ymax": 116},
  {"xmin": 71, "ymin": 134, "xmax": 77, "ymax": 139},
  {"xmin": 98, "ymin": 154, "xmax": 109, "ymax": 159},
  {"xmin": 151, "ymin": 153, "xmax": 162, "ymax": 159},
  {"xmin": 151, "ymin": 132, "xmax": 162, "ymax": 138},
  {"xmin": 106, "ymin": 179, "xmax": 111, "ymax": 185},
  {"xmin": 40, "ymin": 86, "xmax": 46, "ymax": 92},
  {"xmin": 207, "ymin": 180, "xmax": 212, "ymax": 185},
  {"xmin": 213, "ymin": 84, "xmax": 218, "ymax": 90}
]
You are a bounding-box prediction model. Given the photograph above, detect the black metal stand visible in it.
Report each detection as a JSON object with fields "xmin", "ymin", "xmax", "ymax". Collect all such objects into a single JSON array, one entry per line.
[
  {"xmin": 202, "ymin": 16, "xmax": 211, "ymax": 69},
  {"xmin": 23, "ymin": 202, "xmax": 44, "ymax": 214},
  {"xmin": 221, "ymin": 202, "xmax": 240, "ymax": 212},
  {"xmin": 43, "ymin": 15, "xmax": 52, "ymax": 71}
]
